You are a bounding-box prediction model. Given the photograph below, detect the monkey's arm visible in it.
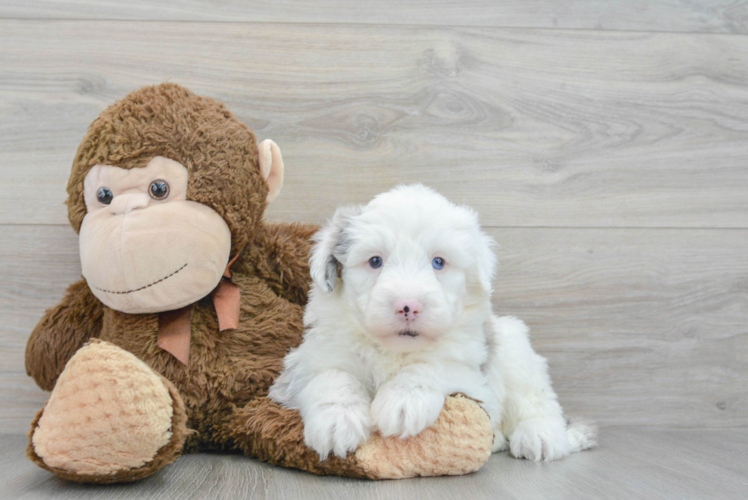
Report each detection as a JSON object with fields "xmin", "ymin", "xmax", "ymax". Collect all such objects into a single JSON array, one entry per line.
[
  {"xmin": 244, "ymin": 222, "xmax": 319, "ymax": 306},
  {"xmin": 25, "ymin": 279, "xmax": 104, "ymax": 391}
]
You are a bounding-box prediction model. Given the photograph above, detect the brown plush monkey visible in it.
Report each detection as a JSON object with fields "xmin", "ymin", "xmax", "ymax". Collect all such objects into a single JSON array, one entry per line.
[{"xmin": 25, "ymin": 83, "xmax": 493, "ymax": 483}]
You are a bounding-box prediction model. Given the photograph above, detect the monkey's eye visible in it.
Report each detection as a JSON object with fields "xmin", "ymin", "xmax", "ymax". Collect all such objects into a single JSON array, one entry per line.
[
  {"xmin": 368, "ymin": 256, "xmax": 383, "ymax": 269},
  {"xmin": 97, "ymin": 187, "xmax": 113, "ymax": 205},
  {"xmin": 432, "ymin": 257, "xmax": 445, "ymax": 270},
  {"xmin": 149, "ymin": 180, "xmax": 170, "ymax": 200}
]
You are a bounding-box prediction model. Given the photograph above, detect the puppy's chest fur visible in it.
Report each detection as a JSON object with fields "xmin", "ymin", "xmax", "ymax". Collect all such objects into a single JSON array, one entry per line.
[
  {"xmin": 349, "ymin": 343, "xmax": 412, "ymax": 392},
  {"xmin": 343, "ymin": 327, "xmax": 489, "ymax": 397}
]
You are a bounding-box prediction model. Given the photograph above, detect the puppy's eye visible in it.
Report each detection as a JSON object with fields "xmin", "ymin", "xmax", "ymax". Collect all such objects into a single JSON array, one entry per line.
[
  {"xmin": 97, "ymin": 187, "xmax": 113, "ymax": 205},
  {"xmin": 149, "ymin": 179, "xmax": 170, "ymax": 200},
  {"xmin": 368, "ymin": 256, "xmax": 383, "ymax": 269},
  {"xmin": 432, "ymin": 257, "xmax": 445, "ymax": 270}
]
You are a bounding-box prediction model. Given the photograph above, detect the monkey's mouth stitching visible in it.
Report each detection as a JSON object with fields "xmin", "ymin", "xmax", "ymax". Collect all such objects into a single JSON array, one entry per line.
[
  {"xmin": 398, "ymin": 330, "xmax": 419, "ymax": 338},
  {"xmin": 94, "ymin": 263, "xmax": 188, "ymax": 295}
]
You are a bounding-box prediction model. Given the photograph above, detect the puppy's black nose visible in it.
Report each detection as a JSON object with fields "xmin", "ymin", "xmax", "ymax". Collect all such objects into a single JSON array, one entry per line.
[{"xmin": 403, "ymin": 305, "xmax": 410, "ymax": 313}]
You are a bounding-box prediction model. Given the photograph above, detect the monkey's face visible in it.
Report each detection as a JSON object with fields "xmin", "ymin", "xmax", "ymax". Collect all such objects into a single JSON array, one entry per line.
[{"xmin": 79, "ymin": 156, "xmax": 231, "ymax": 314}]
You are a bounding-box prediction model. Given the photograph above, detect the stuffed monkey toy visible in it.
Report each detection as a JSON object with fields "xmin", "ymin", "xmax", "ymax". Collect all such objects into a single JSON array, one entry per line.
[{"xmin": 25, "ymin": 83, "xmax": 493, "ymax": 483}]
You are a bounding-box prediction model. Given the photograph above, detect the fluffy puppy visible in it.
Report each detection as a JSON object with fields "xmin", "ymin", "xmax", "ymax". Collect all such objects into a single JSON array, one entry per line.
[{"xmin": 270, "ymin": 184, "xmax": 596, "ymax": 461}]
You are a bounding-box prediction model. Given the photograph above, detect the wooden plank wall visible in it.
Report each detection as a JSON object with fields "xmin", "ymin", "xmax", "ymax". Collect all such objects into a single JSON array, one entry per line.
[{"xmin": 1, "ymin": 1, "xmax": 746, "ymax": 434}]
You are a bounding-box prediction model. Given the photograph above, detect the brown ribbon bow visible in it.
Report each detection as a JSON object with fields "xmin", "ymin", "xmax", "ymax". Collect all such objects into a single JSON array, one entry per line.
[{"xmin": 156, "ymin": 253, "xmax": 242, "ymax": 365}]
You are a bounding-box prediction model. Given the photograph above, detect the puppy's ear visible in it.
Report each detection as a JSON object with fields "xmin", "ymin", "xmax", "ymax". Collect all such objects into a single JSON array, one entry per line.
[
  {"xmin": 310, "ymin": 205, "xmax": 362, "ymax": 293},
  {"xmin": 473, "ymin": 231, "xmax": 498, "ymax": 294}
]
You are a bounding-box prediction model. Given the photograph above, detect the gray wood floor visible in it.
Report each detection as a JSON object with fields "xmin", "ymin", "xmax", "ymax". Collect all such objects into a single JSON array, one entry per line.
[
  {"xmin": 3, "ymin": 429, "xmax": 748, "ymax": 500},
  {"xmin": 1, "ymin": 1, "xmax": 747, "ymax": 498}
]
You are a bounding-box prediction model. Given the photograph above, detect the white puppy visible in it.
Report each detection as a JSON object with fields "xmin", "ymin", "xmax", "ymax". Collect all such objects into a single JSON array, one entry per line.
[{"xmin": 270, "ymin": 184, "xmax": 596, "ymax": 461}]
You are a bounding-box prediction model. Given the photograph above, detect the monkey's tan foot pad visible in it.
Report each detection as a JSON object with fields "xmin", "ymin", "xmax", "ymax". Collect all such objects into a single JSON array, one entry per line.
[
  {"xmin": 27, "ymin": 339, "xmax": 189, "ymax": 483},
  {"xmin": 356, "ymin": 394, "xmax": 493, "ymax": 479}
]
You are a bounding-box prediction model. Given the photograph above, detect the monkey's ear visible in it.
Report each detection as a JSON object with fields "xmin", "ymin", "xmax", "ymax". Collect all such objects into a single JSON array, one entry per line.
[
  {"xmin": 309, "ymin": 205, "xmax": 362, "ymax": 293},
  {"xmin": 258, "ymin": 139, "xmax": 284, "ymax": 203}
]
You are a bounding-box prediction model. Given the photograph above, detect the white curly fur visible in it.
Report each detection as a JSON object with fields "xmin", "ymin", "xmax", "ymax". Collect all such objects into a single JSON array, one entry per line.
[{"xmin": 270, "ymin": 184, "xmax": 596, "ymax": 460}]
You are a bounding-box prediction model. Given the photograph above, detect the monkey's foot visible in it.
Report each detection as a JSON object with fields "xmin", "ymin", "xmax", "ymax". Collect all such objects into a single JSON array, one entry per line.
[
  {"xmin": 27, "ymin": 339, "xmax": 189, "ymax": 483},
  {"xmin": 355, "ymin": 394, "xmax": 493, "ymax": 478}
]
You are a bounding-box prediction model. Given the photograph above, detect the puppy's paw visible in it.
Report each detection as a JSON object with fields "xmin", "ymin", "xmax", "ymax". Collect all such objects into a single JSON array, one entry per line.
[
  {"xmin": 491, "ymin": 430, "xmax": 508, "ymax": 453},
  {"xmin": 509, "ymin": 418, "xmax": 571, "ymax": 461},
  {"xmin": 371, "ymin": 384, "xmax": 445, "ymax": 439},
  {"xmin": 303, "ymin": 403, "xmax": 372, "ymax": 460}
]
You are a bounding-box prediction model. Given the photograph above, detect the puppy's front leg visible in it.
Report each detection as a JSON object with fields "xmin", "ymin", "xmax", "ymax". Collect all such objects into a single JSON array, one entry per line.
[
  {"xmin": 297, "ymin": 370, "xmax": 373, "ymax": 459},
  {"xmin": 370, "ymin": 364, "xmax": 445, "ymax": 439}
]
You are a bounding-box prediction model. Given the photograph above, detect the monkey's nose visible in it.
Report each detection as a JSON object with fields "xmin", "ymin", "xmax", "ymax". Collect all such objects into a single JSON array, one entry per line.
[{"xmin": 108, "ymin": 193, "xmax": 151, "ymax": 215}]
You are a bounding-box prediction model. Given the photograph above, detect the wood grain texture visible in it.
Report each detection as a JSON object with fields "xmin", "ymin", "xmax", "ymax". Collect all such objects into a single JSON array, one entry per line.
[
  {"xmin": 3, "ymin": 224, "xmax": 746, "ymax": 434},
  {"xmin": 493, "ymin": 227, "xmax": 748, "ymax": 428},
  {"xmin": 2, "ymin": 429, "xmax": 747, "ymax": 499},
  {"xmin": 2, "ymin": 1, "xmax": 748, "ymax": 34},
  {"xmin": 3, "ymin": 21, "xmax": 748, "ymax": 228}
]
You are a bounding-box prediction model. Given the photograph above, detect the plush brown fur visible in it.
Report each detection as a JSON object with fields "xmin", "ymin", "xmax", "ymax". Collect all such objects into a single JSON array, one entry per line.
[
  {"xmin": 25, "ymin": 83, "xmax": 492, "ymax": 482},
  {"xmin": 26, "ymin": 279, "xmax": 104, "ymax": 391}
]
